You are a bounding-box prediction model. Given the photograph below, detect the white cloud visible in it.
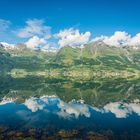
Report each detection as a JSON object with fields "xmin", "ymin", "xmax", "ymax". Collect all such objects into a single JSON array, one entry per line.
[
  {"xmin": 17, "ymin": 19, "xmax": 51, "ymax": 38},
  {"xmin": 91, "ymin": 31, "xmax": 140, "ymax": 48},
  {"xmin": 0, "ymin": 19, "xmax": 11, "ymax": 32},
  {"xmin": 25, "ymin": 36, "xmax": 46, "ymax": 49},
  {"xmin": 92, "ymin": 31, "xmax": 131, "ymax": 47},
  {"xmin": 57, "ymin": 28, "xmax": 91, "ymax": 47},
  {"xmin": 104, "ymin": 31, "xmax": 131, "ymax": 46},
  {"xmin": 15, "ymin": 19, "xmax": 58, "ymax": 51},
  {"xmin": 25, "ymin": 35, "xmax": 58, "ymax": 52},
  {"xmin": 129, "ymin": 33, "xmax": 140, "ymax": 46}
]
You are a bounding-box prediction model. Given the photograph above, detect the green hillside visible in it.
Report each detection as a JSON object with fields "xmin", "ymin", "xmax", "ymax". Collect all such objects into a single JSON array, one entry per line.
[
  {"xmin": 1, "ymin": 42, "xmax": 140, "ymax": 75},
  {"xmin": 0, "ymin": 45, "xmax": 13, "ymax": 72}
]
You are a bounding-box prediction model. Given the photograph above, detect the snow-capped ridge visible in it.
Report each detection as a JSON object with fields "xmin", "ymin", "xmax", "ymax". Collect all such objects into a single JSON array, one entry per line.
[{"xmin": 0, "ymin": 42, "xmax": 17, "ymax": 50}]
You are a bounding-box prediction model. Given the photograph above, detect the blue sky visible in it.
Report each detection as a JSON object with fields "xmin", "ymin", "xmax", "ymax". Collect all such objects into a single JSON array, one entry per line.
[{"xmin": 0, "ymin": 0, "xmax": 140, "ymax": 48}]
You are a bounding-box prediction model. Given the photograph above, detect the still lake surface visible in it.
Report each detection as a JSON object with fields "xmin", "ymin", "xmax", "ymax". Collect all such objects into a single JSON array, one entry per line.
[{"xmin": 0, "ymin": 75, "xmax": 140, "ymax": 139}]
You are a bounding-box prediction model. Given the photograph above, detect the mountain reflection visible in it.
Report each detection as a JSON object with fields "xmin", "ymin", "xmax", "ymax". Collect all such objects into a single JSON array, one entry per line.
[
  {"xmin": 0, "ymin": 75, "xmax": 140, "ymax": 106},
  {"xmin": 0, "ymin": 75, "xmax": 140, "ymax": 139}
]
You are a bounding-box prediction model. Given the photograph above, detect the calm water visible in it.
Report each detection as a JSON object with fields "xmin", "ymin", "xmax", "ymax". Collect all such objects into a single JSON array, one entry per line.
[{"xmin": 0, "ymin": 75, "xmax": 140, "ymax": 139}]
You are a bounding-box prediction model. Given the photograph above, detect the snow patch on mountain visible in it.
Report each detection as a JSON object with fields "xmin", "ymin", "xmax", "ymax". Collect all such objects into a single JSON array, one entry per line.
[{"xmin": 0, "ymin": 42, "xmax": 16, "ymax": 50}]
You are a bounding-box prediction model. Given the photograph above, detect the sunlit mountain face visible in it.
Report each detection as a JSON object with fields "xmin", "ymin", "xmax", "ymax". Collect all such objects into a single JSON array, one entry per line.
[{"xmin": 0, "ymin": 75, "xmax": 140, "ymax": 139}]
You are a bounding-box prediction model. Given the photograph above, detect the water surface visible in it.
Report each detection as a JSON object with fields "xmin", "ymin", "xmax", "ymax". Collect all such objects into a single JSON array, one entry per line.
[{"xmin": 0, "ymin": 75, "xmax": 140, "ymax": 140}]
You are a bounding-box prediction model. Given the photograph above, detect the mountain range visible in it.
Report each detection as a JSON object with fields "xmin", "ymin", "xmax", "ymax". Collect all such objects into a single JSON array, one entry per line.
[{"xmin": 1, "ymin": 41, "xmax": 140, "ymax": 76}]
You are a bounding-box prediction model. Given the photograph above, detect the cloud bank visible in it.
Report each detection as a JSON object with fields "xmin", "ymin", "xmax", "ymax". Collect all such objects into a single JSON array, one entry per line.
[
  {"xmin": 57, "ymin": 28, "xmax": 91, "ymax": 47},
  {"xmin": 91, "ymin": 31, "xmax": 140, "ymax": 48},
  {"xmin": 1, "ymin": 18, "xmax": 140, "ymax": 50}
]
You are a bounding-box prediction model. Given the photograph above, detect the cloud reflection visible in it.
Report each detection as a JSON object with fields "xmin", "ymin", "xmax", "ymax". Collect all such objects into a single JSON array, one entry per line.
[
  {"xmin": 94, "ymin": 99, "xmax": 140, "ymax": 118},
  {"xmin": 24, "ymin": 96, "xmax": 91, "ymax": 119},
  {"xmin": 1, "ymin": 96, "xmax": 140, "ymax": 119}
]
